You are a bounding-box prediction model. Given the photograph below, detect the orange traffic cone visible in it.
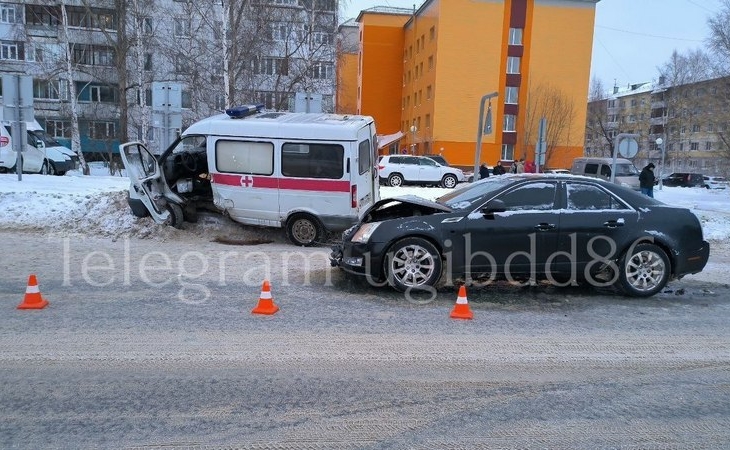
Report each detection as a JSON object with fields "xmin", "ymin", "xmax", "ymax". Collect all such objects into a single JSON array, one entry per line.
[
  {"xmin": 251, "ymin": 280, "xmax": 279, "ymax": 315},
  {"xmin": 450, "ymin": 285, "xmax": 473, "ymax": 320},
  {"xmin": 17, "ymin": 274, "xmax": 49, "ymax": 310}
]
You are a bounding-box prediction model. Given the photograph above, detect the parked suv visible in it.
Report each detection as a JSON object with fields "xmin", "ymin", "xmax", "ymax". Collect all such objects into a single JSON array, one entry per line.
[
  {"xmin": 703, "ymin": 175, "xmax": 728, "ymax": 190},
  {"xmin": 378, "ymin": 155, "xmax": 466, "ymax": 188},
  {"xmin": 423, "ymin": 154, "xmax": 475, "ymax": 181},
  {"xmin": 662, "ymin": 172, "xmax": 704, "ymax": 187}
]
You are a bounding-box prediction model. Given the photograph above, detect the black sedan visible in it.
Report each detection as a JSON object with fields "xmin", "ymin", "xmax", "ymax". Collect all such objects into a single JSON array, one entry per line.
[{"xmin": 330, "ymin": 174, "xmax": 710, "ymax": 297}]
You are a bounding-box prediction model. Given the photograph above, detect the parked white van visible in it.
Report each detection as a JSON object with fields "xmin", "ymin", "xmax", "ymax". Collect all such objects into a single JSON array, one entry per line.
[
  {"xmin": 570, "ymin": 157, "xmax": 640, "ymax": 190},
  {"xmin": 120, "ymin": 105, "xmax": 380, "ymax": 246},
  {"xmin": 0, "ymin": 120, "xmax": 75, "ymax": 175}
]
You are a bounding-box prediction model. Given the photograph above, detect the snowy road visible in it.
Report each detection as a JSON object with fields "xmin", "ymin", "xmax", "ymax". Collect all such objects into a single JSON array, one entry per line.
[{"xmin": 1, "ymin": 231, "xmax": 729, "ymax": 448}]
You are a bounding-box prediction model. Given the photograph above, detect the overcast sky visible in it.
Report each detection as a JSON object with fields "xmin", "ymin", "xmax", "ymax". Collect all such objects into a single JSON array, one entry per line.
[{"xmin": 340, "ymin": 0, "xmax": 724, "ymax": 89}]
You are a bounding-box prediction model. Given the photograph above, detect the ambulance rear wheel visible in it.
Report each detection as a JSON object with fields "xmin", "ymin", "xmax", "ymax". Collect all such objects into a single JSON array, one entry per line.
[
  {"xmin": 166, "ymin": 203, "xmax": 184, "ymax": 229},
  {"xmin": 286, "ymin": 214, "xmax": 323, "ymax": 247}
]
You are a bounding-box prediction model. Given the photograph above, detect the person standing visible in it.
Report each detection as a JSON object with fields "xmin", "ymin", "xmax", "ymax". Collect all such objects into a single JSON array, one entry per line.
[
  {"xmin": 492, "ymin": 162, "xmax": 505, "ymax": 175},
  {"xmin": 639, "ymin": 162, "xmax": 656, "ymax": 197},
  {"xmin": 516, "ymin": 158, "xmax": 525, "ymax": 174}
]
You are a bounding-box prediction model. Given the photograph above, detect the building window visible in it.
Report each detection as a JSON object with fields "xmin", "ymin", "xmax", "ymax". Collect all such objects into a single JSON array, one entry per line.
[
  {"xmin": 690, "ymin": 142, "xmax": 699, "ymax": 151},
  {"xmin": 706, "ymin": 141, "xmax": 712, "ymax": 151},
  {"xmin": 426, "ymin": 114, "xmax": 431, "ymax": 129},
  {"xmin": 501, "ymin": 144, "xmax": 514, "ymax": 160},
  {"xmin": 33, "ymin": 79, "xmax": 61, "ymax": 99},
  {"xmin": 71, "ymin": 44, "xmax": 115, "ymax": 66},
  {"xmin": 503, "ymin": 114, "xmax": 516, "ymax": 132},
  {"xmin": 254, "ymin": 57, "xmax": 289, "ymax": 75},
  {"xmin": 428, "ymin": 55, "xmax": 433, "ymax": 70},
  {"xmin": 692, "ymin": 124, "xmax": 700, "ymax": 132},
  {"xmin": 89, "ymin": 121, "xmax": 116, "ymax": 139},
  {"xmin": 312, "ymin": 31, "xmax": 332, "ymax": 45},
  {"xmin": 1, "ymin": 3, "xmax": 22, "ymax": 23},
  {"xmin": 46, "ymin": 120, "xmax": 71, "ymax": 139},
  {"xmin": 508, "ymin": 28, "xmax": 522, "ymax": 45},
  {"xmin": 174, "ymin": 18, "xmax": 191, "ymax": 37},
  {"xmin": 429, "ymin": 26, "xmax": 435, "ymax": 41},
  {"xmin": 0, "ymin": 40, "xmax": 22, "ymax": 60},
  {"xmin": 144, "ymin": 53, "xmax": 152, "ymax": 71},
  {"xmin": 175, "ymin": 54, "xmax": 189, "ymax": 73},
  {"xmin": 608, "ymin": 99, "xmax": 616, "ymax": 108},
  {"xmin": 507, "ymin": 56, "xmax": 520, "ymax": 74},
  {"xmin": 505, "ymin": 86, "xmax": 518, "ymax": 104},
  {"xmin": 181, "ymin": 90, "xmax": 192, "ymax": 108},
  {"xmin": 139, "ymin": 17, "xmax": 153, "ymax": 35},
  {"xmin": 309, "ymin": 62, "xmax": 333, "ymax": 79},
  {"xmin": 426, "ymin": 85, "xmax": 432, "ymax": 100},
  {"xmin": 25, "ymin": 5, "xmax": 59, "ymax": 26}
]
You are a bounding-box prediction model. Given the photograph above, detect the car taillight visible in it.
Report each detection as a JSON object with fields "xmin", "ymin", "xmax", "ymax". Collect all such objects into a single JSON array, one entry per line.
[
  {"xmin": 378, "ymin": 165, "xmax": 385, "ymax": 170},
  {"xmin": 351, "ymin": 185, "xmax": 357, "ymax": 208}
]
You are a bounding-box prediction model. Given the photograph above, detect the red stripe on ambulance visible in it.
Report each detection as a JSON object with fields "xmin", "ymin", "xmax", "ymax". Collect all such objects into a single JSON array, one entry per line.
[{"xmin": 211, "ymin": 173, "xmax": 350, "ymax": 192}]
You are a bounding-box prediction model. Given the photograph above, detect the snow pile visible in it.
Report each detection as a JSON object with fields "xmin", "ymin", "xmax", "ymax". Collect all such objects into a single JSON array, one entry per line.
[{"xmin": 1, "ymin": 173, "xmax": 729, "ymax": 243}]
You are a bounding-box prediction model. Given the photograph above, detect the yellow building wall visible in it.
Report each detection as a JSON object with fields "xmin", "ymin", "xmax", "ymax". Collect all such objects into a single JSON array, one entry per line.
[
  {"xmin": 358, "ymin": 13, "xmax": 410, "ymax": 135},
  {"xmin": 336, "ymin": 52, "xmax": 359, "ymax": 115},
  {"xmin": 431, "ymin": 0, "xmax": 507, "ymax": 167},
  {"xmin": 525, "ymin": 1, "xmax": 596, "ymax": 168}
]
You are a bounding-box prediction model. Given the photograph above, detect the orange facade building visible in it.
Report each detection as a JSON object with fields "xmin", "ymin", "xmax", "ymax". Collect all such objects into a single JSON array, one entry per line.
[{"xmin": 339, "ymin": 0, "xmax": 599, "ymax": 169}]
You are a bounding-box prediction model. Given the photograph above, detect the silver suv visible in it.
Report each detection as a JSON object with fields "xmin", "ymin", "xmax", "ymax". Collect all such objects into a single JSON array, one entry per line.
[{"xmin": 378, "ymin": 155, "xmax": 466, "ymax": 188}]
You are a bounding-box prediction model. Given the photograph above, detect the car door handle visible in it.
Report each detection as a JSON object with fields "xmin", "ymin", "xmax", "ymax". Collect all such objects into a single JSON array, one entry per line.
[
  {"xmin": 603, "ymin": 220, "xmax": 624, "ymax": 228},
  {"xmin": 534, "ymin": 223, "xmax": 556, "ymax": 231}
]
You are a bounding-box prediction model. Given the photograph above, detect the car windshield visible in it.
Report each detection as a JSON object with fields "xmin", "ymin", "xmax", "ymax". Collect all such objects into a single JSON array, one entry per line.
[
  {"xmin": 615, "ymin": 163, "xmax": 639, "ymax": 177},
  {"xmin": 436, "ymin": 176, "xmax": 514, "ymax": 210},
  {"xmin": 29, "ymin": 130, "xmax": 62, "ymax": 147}
]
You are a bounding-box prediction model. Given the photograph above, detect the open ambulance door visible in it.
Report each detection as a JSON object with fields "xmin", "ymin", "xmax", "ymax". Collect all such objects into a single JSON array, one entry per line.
[{"xmin": 119, "ymin": 141, "xmax": 171, "ymax": 224}]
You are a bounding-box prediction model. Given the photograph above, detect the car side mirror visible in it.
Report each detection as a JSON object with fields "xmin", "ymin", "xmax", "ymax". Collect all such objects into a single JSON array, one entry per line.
[
  {"xmin": 480, "ymin": 199, "xmax": 507, "ymax": 215},
  {"xmin": 35, "ymin": 141, "xmax": 45, "ymax": 149}
]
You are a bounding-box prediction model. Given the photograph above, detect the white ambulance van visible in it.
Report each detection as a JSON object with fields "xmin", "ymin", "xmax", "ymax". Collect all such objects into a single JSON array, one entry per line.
[
  {"xmin": 0, "ymin": 116, "xmax": 75, "ymax": 175},
  {"xmin": 120, "ymin": 105, "xmax": 380, "ymax": 246}
]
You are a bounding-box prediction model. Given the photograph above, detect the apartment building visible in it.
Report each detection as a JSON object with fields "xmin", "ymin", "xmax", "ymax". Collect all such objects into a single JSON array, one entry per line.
[
  {"xmin": 586, "ymin": 76, "xmax": 730, "ymax": 177},
  {"xmin": 340, "ymin": 0, "xmax": 599, "ymax": 169},
  {"xmin": 0, "ymin": 0, "xmax": 338, "ymax": 156}
]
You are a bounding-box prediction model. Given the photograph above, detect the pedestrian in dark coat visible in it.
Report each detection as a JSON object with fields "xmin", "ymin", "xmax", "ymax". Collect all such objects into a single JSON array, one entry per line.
[
  {"xmin": 479, "ymin": 163, "xmax": 490, "ymax": 180},
  {"xmin": 639, "ymin": 163, "xmax": 656, "ymax": 197}
]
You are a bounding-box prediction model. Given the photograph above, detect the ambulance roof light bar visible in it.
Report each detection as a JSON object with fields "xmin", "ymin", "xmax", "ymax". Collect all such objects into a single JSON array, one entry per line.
[{"xmin": 225, "ymin": 104, "xmax": 265, "ymax": 119}]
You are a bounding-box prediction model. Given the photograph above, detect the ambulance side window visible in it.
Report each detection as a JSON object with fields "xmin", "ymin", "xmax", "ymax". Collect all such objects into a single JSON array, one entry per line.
[
  {"xmin": 282, "ymin": 143, "xmax": 344, "ymax": 179},
  {"xmin": 358, "ymin": 139, "xmax": 371, "ymax": 175},
  {"xmin": 215, "ymin": 140, "xmax": 273, "ymax": 175}
]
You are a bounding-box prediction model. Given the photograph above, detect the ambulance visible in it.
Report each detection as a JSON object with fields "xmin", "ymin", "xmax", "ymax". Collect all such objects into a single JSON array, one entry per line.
[{"xmin": 120, "ymin": 104, "xmax": 380, "ymax": 246}]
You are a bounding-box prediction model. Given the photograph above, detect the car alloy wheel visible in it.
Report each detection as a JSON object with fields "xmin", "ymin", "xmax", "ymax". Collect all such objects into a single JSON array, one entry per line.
[
  {"xmin": 388, "ymin": 173, "xmax": 403, "ymax": 187},
  {"xmin": 385, "ymin": 237, "xmax": 442, "ymax": 291},
  {"xmin": 441, "ymin": 174, "xmax": 457, "ymax": 188},
  {"xmin": 617, "ymin": 243, "xmax": 670, "ymax": 297}
]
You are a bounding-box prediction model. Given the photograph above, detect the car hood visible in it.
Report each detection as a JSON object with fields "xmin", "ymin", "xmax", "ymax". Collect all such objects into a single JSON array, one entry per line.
[{"xmin": 361, "ymin": 195, "xmax": 453, "ymax": 223}]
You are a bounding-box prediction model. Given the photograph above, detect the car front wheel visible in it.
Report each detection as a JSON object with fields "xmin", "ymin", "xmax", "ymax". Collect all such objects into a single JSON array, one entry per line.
[
  {"xmin": 617, "ymin": 243, "xmax": 670, "ymax": 297},
  {"xmin": 441, "ymin": 174, "xmax": 457, "ymax": 188},
  {"xmin": 385, "ymin": 237, "xmax": 442, "ymax": 292}
]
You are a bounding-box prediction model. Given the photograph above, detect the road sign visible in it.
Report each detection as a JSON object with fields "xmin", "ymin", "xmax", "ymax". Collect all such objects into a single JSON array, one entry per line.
[{"xmin": 618, "ymin": 138, "xmax": 639, "ymax": 158}]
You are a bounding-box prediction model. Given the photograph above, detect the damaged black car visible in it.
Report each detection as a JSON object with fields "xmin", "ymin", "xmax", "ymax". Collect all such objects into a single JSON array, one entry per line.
[{"xmin": 330, "ymin": 174, "xmax": 710, "ymax": 297}]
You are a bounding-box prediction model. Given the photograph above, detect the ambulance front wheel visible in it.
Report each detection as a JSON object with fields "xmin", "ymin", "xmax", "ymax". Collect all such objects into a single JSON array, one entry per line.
[
  {"xmin": 165, "ymin": 203, "xmax": 185, "ymax": 229},
  {"xmin": 286, "ymin": 214, "xmax": 323, "ymax": 246}
]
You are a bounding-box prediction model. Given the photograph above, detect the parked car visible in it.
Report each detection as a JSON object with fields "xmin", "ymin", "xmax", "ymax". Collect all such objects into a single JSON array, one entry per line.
[
  {"xmin": 662, "ymin": 172, "xmax": 704, "ymax": 188},
  {"xmin": 330, "ymin": 174, "xmax": 710, "ymax": 297},
  {"xmin": 378, "ymin": 155, "xmax": 466, "ymax": 188},
  {"xmin": 571, "ymin": 157, "xmax": 640, "ymax": 190},
  {"xmin": 423, "ymin": 154, "xmax": 475, "ymax": 181},
  {"xmin": 702, "ymin": 175, "xmax": 728, "ymax": 190},
  {"xmin": 543, "ymin": 168, "xmax": 570, "ymax": 174}
]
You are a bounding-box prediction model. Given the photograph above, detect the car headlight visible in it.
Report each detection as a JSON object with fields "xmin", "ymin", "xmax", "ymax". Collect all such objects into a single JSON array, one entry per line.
[{"xmin": 350, "ymin": 222, "xmax": 381, "ymax": 243}]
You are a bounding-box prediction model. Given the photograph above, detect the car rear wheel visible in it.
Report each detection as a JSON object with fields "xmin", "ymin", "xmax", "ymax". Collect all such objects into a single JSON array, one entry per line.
[
  {"xmin": 286, "ymin": 214, "xmax": 323, "ymax": 246},
  {"xmin": 388, "ymin": 173, "xmax": 404, "ymax": 187},
  {"xmin": 385, "ymin": 237, "xmax": 442, "ymax": 292},
  {"xmin": 441, "ymin": 174, "xmax": 457, "ymax": 188},
  {"xmin": 617, "ymin": 243, "xmax": 670, "ymax": 297}
]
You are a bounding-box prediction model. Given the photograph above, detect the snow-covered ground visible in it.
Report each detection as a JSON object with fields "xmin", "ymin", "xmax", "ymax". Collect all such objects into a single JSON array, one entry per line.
[{"xmin": 0, "ymin": 169, "xmax": 729, "ymax": 241}]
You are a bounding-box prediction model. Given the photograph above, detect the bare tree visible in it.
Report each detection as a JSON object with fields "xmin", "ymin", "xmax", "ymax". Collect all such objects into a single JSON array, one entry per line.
[{"xmin": 522, "ymin": 82, "xmax": 576, "ymax": 166}]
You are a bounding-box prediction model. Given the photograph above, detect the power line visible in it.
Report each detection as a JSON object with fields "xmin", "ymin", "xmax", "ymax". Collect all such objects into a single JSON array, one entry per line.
[
  {"xmin": 596, "ymin": 25, "xmax": 704, "ymax": 43},
  {"xmin": 595, "ymin": 37, "xmax": 632, "ymax": 83},
  {"xmin": 684, "ymin": 0, "xmax": 718, "ymax": 13}
]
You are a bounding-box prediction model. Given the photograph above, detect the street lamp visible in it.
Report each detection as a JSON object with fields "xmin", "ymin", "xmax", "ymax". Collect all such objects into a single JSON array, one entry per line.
[
  {"xmin": 655, "ymin": 137, "xmax": 665, "ymax": 190},
  {"xmin": 409, "ymin": 125, "xmax": 417, "ymax": 154}
]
